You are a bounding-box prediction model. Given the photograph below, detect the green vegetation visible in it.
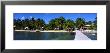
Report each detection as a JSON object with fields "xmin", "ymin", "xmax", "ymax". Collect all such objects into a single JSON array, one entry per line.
[
  {"xmin": 85, "ymin": 17, "xmax": 97, "ymax": 30},
  {"xmin": 14, "ymin": 16, "xmax": 97, "ymax": 31},
  {"xmin": 76, "ymin": 18, "xmax": 85, "ymax": 29}
]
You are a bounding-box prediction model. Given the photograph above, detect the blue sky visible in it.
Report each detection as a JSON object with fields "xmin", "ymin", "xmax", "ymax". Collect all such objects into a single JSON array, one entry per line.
[{"xmin": 14, "ymin": 13, "xmax": 97, "ymax": 24}]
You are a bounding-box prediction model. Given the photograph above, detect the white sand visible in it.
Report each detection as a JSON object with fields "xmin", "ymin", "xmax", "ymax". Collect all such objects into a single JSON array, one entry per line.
[
  {"xmin": 40, "ymin": 30, "xmax": 75, "ymax": 32},
  {"xmin": 15, "ymin": 30, "xmax": 30, "ymax": 31},
  {"xmin": 14, "ymin": 30, "xmax": 75, "ymax": 32},
  {"xmin": 14, "ymin": 30, "xmax": 96, "ymax": 33}
]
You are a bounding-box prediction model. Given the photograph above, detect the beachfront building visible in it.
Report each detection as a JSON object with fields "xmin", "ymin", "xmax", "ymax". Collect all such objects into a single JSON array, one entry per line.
[
  {"xmin": 24, "ymin": 27, "xmax": 29, "ymax": 30},
  {"xmin": 40, "ymin": 27, "xmax": 44, "ymax": 31},
  {"xmin": 83, "ymin": 25, "xmax": 91, "ymax": 30},
  {"xmin": 54, "ymin": 27, "xmax": 59, "ymax": 30}
]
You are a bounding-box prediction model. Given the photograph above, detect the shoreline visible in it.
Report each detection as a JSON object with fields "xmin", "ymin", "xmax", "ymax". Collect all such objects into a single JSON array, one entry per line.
[
  {"xmin": 14, "ymin": 30, "xmax": 75, "ymax": 32},
  {"xmin": 14, "ymin": 30, "xmax": 96, "ymax": 33},
  {"xmin": 40, "ymin": 31, "xmax": 75, "ymax": 32}
]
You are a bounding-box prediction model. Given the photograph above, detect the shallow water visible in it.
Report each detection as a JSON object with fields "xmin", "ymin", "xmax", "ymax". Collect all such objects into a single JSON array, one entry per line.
[
  {"xmin": 14, "ymin": 31, "xmax": 97, "ymax": 40},
  {"xmin": 83, "ymin": 33, "xmax": 97, "ymax": 40},
  {"xmin": 14, "ymin": 31, "xmax": 75, "ymax": 40}
]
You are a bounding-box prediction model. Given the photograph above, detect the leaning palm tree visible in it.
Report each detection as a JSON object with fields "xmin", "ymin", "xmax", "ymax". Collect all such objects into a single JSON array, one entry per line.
[{"xmin": 76, "ymin": 18, "xmax": 85, "ymax": 30}]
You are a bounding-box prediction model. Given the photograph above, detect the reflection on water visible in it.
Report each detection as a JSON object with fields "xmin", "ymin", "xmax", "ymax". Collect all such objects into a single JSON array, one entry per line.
[{"xmin": 14, "ymin": 31, "xmax": 75, "ymax": 40}]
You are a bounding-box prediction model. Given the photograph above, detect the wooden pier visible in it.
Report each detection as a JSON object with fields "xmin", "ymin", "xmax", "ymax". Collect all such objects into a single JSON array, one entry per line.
[{"xmin": 74, "ymin": 30, "xmax": 91, "ymax": 40}]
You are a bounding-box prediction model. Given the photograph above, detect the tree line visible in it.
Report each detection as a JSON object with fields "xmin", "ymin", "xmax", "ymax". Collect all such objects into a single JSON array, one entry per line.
[{"xmin": 14, "ymin": 16, "xmax": 97, "ymax": 31}]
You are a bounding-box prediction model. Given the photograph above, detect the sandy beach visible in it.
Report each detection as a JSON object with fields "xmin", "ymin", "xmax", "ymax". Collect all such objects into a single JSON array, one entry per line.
[
  {"xmin": 15, "ymin": 30, "xmax": 31, "ymax": 31},
  {"xmin": 40, "ymin": 30, "xmax": 75, "ymax": 32},
  {"xmin": 14, "ymin": 30, "xmax": 96, "ymax": 33},
  {"xmin": 14, "ymin": 30, "xmax": 76, "ymax": 32}
]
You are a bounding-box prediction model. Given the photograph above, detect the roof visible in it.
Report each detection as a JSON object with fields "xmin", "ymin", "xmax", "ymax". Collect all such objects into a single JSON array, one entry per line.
[{"xmin": 85, "ymin": 25, "xmax": 91, "ymax": 26}]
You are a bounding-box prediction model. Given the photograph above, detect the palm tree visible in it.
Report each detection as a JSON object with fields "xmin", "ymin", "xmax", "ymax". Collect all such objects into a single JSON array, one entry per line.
[
  {"xmin": 58, "ymin": 16, "xmax": 66, "ymax": 30},
  {"xmin": 48, "ymin": 19, "xmax": 56, "ymax": 30},
  {"xmin": 76, "ymin": 18, "xmax": 85, "ymax": 30},
  {"xmin": 63, "ymin": 19, "xmax": 74, "ymax": 31},
  {"xmin": 86, "ymin": 21, "xmax": 92, "ymax": 25},
  {"xmin": 15, "ymin": 19, "xmax": 23, "ymax": 29},
  {"xmin": 35, "ymin": 18, "xmax": 45, "ymax": 30},
  {"xmin": 28, "ymin": 17, "xmax": 36, "ymax": 30},
  {"xmin": 48, "ymin": 16, "xmax": 66, "ymax": 30}
]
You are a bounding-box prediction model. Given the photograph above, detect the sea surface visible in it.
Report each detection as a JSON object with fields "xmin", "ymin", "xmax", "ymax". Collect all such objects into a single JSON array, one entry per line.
[
  {"xmin": 14, "ymin": 31, "xmax": 96, "ymax": 40},
  {"xmin": 14, "ymin": 31, "xmax": 75, "ymax": 40}
]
